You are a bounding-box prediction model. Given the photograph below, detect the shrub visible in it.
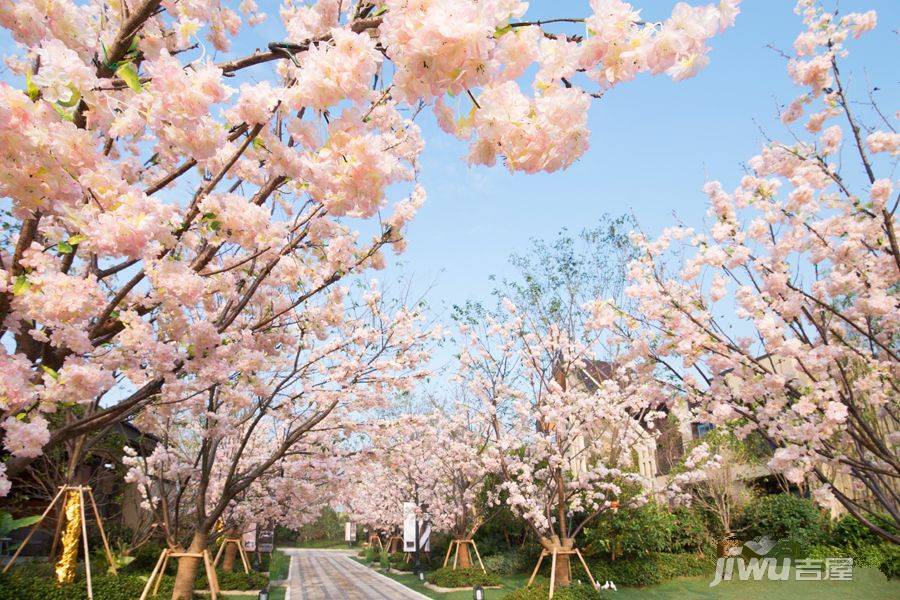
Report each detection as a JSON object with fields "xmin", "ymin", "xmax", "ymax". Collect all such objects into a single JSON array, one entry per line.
[
  {"xmin": 584, "ymin": 502, "xmax": 673, "ymax": 559},
  {"xmin": 879, "ymin": 546, "xmax": 900, "ymax": 580},
  {"xmin": 574, "ymin": 552, "xmax": 715, "ymax": 588},
  {"xmin": 667, "ymin": 507, "xmax": 710, "ymax": 553},
  {"xmin": 378, "ymin": 549, "xmax": 390, "ymax": 570},
  {"xmin": 483, "ymin": 548, "xmax": 534, "ymax": 575},
  {"xmin": 426, "ymin": 567, "xmax": 501, "ymax": 588},
  {"xmin": 364, "ymin": 547, "xmax": 377, "ymax": 563},
  {"xmin": 388, "ymin": 551, "xmax": 414, "ymax": 571},
  {"xmin": 738, "ymin": 494, "xmax": 827, "ymax": 550},
  {"xmin": 502, "ymin": 582, "xmax": 604, "ymax": 600},
  {"xmin": 830, "ymin": 514, "xmax": 899, "ymax": 548},
  {"xmin": 196, "ymin": 568, "xmax": 268, "ymax": 590},
  {"xmin": 0, "ymin": 568, "xmax": 177, "ymax": 600},
  {"xmin": 808, "ymin": 543, "xmax": 893, "ymax": 569}
]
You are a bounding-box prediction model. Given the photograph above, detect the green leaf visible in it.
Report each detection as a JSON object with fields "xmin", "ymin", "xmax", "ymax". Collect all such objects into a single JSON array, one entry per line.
[
  {"xmin": 57, "ymin": 240, "xmax": 74, "ymax": 254},
  {"xmin": 8, "ymin": 515, "xmax": 42, "ymax": 531},
  {"xmin": 52, "ymin": 103, "xmax": 74, "ymax": 122},
  {"xmin": 56, "ymin": 86, "xmax": 82, "ymax": 108},
  {"xmin": 25, "ymin": 70, "xmax": 40, "ymax": 101},
  {"xmin": 372, "ymin": 6, "xmax": 387, "ymax": 17},
  {"xmin": 41, "ymin": 365, "xmax": 60, "ymax": 380},
  {"xmin": 68, "ymin": 234, "xmax": 87, "ymax": 245},
  {"xmin": 116, "ymin": 62, "xmax": 143, "ymax": 93},
  {"xmin": 12, "ymin": 275, "xmax": 30, "ymax": 295}
]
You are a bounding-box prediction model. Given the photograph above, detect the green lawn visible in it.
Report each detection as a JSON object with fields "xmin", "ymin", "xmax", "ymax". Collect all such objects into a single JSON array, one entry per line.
[
  {"xmin": 379, "ymin": 562, "xmax": 897, "ymax": 600},
  {"xmin": 610, "ymin": 567, "xmax": 897, "ymax": 600},
  {"xmin": 269, "ymin": 549, "xmax": 291, "ymax": 580},
  {"xmin": 352, "ymin": 557, "xmax": 529, "ymax": 599}
]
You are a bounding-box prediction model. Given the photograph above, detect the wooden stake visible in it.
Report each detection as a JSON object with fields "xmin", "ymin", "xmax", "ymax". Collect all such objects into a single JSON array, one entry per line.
[
  {"xmin": 470, "ymin": 540, "xmax": 486, "ymax": 574},
  {"xmin": 2, "ymin": 486, "xmax": 66, "ymax": 573},
  {"xmin": 78, "ymin": 488, "xmax": 93, "ymax": 600},
  {"xmin": 527, "ymin": 550, "xmax": 546, "ymax": 586},
  {"xmin": 140, "ymin": 548, "xmax": 168, "ymax": 600},
  {"xmin": 203, "ymin": 549, "xmax": 219, "ymax": 600},
  {"xmin": 86, "ymin": 488, "xmax": 117, "ymax": 574},
  {"xmin": 152, "ymin": 552, "xmax": 170, "ymax": 596},
  {"xmin": 574, "ymin": 549, "xmax": 598, "ymax": 589},
  {"xmin": 442, "ymin": 540, "xmax": 454, "ymax": 568},
  {"xmin": 549, "ymin": 548, "xmax": 557, "ymax": 600},
  {"xmin": 239, "ymin": 542, "xmax": 251, "ymax": 573}
]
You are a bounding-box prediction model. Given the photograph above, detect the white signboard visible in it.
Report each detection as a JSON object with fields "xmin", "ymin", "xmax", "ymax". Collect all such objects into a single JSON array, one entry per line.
[
  {"xmin": 344, "ymin": 522, "xmax": 357, "ymax": 542},
  {"xmin": 242, "ymin": 523, "xmax": 257, "ymax": 552},
  {"xmin": 402, "ymin": 502, "xmax": 417, "ymax": 551}
]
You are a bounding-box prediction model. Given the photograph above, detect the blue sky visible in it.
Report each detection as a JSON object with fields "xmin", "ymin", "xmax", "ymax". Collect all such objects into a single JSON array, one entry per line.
[{"xmin": 390, "ymin": 0, "xmax": 899, "ymax": 321}]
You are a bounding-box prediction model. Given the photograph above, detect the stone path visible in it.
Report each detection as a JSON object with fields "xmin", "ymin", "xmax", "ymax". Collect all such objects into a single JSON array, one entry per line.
[{"xmin": 282, "ymin": 548, "xmax": 430, "ymax": 600}]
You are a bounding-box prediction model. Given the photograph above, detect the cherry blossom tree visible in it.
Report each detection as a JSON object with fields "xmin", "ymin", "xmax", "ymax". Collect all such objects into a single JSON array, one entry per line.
[
  {"xmin": 122, "ymin": 284, "xmax": 432, "ymax": 597},
  {"xmin": 347, "ymin": 406, "xmax": 499, "ymax": 569},
  {"xmin": 0, "ymin": 0, "xmax": 740, "ymax": 497},
  {"xmin": 458, "ymin": 300, "xmax": 671, "ymax": 588},
  {"xmin": 610, "ymin": 1, "xmax": 899, "ymax": 543}
]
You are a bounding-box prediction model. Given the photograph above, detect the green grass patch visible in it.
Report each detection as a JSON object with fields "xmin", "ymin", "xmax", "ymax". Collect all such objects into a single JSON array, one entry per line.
[
  {"xmin": 351, "ymin": 557, "xmax": 528, "ymax": 599},
  {"xmin": 269, "ymin": 549, "xmax": 291, "ymax": 580},
  {"xmin": 607, "ymin": 567, "xmax": 897, "ymax": 599}
]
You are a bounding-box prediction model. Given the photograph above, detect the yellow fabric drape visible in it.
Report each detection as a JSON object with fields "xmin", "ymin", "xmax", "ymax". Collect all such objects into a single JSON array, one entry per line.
[{"xmin": 54, "ymin": 490, "xmax": 81, "ymax": 584}]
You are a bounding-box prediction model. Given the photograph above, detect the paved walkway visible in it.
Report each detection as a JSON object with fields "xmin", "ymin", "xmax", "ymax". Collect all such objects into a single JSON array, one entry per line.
[{"xmin": 282, "ymin": 548, "xmax": 430, "ymax": 600}]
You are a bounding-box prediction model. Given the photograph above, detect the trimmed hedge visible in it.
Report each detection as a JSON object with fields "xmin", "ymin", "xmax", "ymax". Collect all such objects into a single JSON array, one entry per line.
[
  {"xmin": 483, "ymin": 548, "xmax": 535, "ymax": 575},
  {"xmin": 0, "ymin": 569, "xmax": 177, "ymax": 600},
  {"xmin": 196, "ymin": 568, "xmax": 268, "ymax": 590},
  {"xmin": 807, "ymin": 543, "xmax": 895, "ymax": 569},
  {"xmin": 427, "ymin": 567, "xmax": 501, "ymax": 588},
  {"xmin": 502, "ymin": 583, "xmax": 605, "ymax": 600},
  {"xmin": 573, "ymin": 552, "xmax": 715, "ymax": 587}
]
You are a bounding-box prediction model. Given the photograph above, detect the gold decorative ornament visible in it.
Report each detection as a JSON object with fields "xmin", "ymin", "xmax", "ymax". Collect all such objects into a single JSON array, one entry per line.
[
  {"xmin": 55, "ymin": 490, "xmax": 82, "ymax": 584},
  {"xmin": 3, "ymin": 485, "xmax": 118, "ymax": 600}
]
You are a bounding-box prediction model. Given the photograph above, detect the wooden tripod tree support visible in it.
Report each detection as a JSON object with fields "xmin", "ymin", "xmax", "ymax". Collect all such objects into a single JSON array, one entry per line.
[
  {"xmin": 2, "ymin": 485, "xmax": 117, "ymax": 600},
  {"xmin": 442, "ymin": 539, "xmax": 486, "ymax": 573},
  {"xmin": 365, "ymin": 533, "xmax": 383, "ymax": 549},
  {"xmin": 212, "ymin": 537, "xmax": 250, "ymax": 574},
  {"xmin": 526, "ymin": 547, "xmax": 597, "ymax": 600},
  {"xmin": 139, "ymin": 548, "xmax": 220, "ymax": 600},
  {"xmin": 385, "ymin": 535, "xmax": 403, "ymax": 554}
]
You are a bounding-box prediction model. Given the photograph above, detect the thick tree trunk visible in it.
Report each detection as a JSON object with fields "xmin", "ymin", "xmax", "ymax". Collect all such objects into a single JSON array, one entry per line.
[
  {"xmin": 553, "ymin": 553, "xmax": 572, "ymax": 587},
  {"xmin": 222, "ymin": 530, "xmax": 239, "ymax": 572},
  {"xmin": 457, "ymin": 542, "xmax": 472, "ymax": 569},
  {"xmin": 171, "ymin": 532, "xmax": 208, "ymax": 600},
  {"xmin": 539, "ymin": 535, "xmax": 575, "ymax": 589}
]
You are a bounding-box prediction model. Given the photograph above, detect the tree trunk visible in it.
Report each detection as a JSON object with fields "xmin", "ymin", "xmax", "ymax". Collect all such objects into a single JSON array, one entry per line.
[
  {"xmin": 171, "ymin": 532, "xmax": 208, "ymax": 600},
  {"xmin": 539, "ymin": 536, "xmax": 575, "ymax": 589},
  {"xmin": 457, "ymin": 542, "xmax": 472, "ymax": 569},
  {"xmin": 222, "ymin": 530, "xmax": 239, "ymax": 572},
  {"xmin": 554, "ymin": 553, "xmax": 572, "ymax": 588}
]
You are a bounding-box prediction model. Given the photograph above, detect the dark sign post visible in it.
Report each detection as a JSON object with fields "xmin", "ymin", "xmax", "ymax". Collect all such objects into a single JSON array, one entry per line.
[{"xmin": 257, "ymin": 522, "xmax": 275, "ymax": 554}]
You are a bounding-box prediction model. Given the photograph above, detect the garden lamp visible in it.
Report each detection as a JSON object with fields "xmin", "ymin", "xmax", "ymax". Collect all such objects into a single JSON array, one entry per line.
[
  {"xmin": 473, "ymin": 584, "xmax": 484, "ymax": 600},
  {"xmin": 418, "ymin": 570, "xmax": 426, "ymax": 582},
  {"xmin": 258, "ymin": 587, "xmax": 269, "ymax": 600}
]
